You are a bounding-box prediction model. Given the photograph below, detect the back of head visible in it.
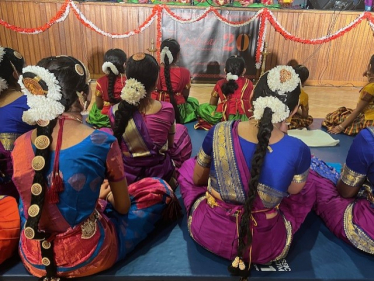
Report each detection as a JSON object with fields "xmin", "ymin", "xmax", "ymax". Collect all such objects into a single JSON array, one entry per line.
[
  {"xmin": 114, "ymin": 53, "xmax": 159, "ymax": 142},
  {"xmin": 18, "ymin": 56, "xmax": 91, "ymax": 255},
  {"xmin": 125, "ymin": 53, "xmax": 159, "ymax": 93},
  {"xmin": 103, "ymin": 48, "xmax": 127, "ymax": 75},
  {"xmin": 231, "ymin": 65, "xmax": 301, "ymax": 278},
  {"xmin": 222, "ymin": 55, "xmax": 246, "ymax": 96},
  {"xmin": 369, "ymin": 54, "xmax": 374, "ymax": 74},
  {"xmin": 0, "ymin": 47, "xmax": 25, "ymax": 92},
  {"xmin": 160, "ymin": 38, "xmax": 181, "ymax": 123},
  {"xmin": 293, "ymin": 65, "xmax": 309, "ymax": 85},
  {"xmin": 160, "ymin": 38, "xmax": 180, "ymax": 65},
  {"xmin": 20, "ymin": 55, "xmax": 90, "ymax": 126},
  {"xmin": 102, "ymin": 49, "xmax": 127, "ymax": 104}
]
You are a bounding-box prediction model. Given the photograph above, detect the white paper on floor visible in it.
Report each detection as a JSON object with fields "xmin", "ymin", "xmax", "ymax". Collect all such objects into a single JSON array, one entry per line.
[{"xmin": 288, "ymin": 129, "xmax": 340, "ymax": 147}]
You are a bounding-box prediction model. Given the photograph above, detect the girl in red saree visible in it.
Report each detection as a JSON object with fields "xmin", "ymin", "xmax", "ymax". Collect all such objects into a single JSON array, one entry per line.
[
  {"xmin": 87, "ymin": 49, "xmax": 127, "ymax": 128},
  {"xmin": 195, "ymin": 55, "xmax": 253, "ymax": 130},
  {"xmin": 151, "ymin": 38, "xmax": 199, "ymax": 124}
]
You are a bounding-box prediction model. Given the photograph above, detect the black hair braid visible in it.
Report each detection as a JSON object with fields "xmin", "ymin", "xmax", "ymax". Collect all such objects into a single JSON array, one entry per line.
[
  {"xmin": 237, "ymin": 107, "xmax": 273, "ymax": 259},
  {"xmin": 164, "ymin": 58, "xmax": 181, "ymax": 124},
  {"xmin": 26, "ymin": 119, "xmax": 56, "ymax": 231},
  {"xmin": 221, "ymin": 56, "xmax": 245, "ymax": 97},
  {"xmin": 113, "ymin": 100, "xmax": 138, "ymax": 143},
  {"xmin": 221, "ymin": 79, "xmax": 239, "ymax": 96},
  {"xmin": 107, "ymin": 71, "xmax": 121, "ymax": 104}
]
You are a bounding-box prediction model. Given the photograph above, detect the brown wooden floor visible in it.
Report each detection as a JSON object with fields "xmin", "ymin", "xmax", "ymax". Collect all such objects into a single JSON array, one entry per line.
[
  {"xmin": 89, "ymin": 83, "xmax": 360, "ymax": 119},
  {"xmin": 189, "ymin": 84, "xmax": 360, "ymax": 119}
]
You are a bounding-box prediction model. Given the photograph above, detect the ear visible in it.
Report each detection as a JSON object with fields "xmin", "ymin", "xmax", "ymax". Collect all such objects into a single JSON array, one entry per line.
[{"xmin": 12, "ymin": 70, "xmax": 20, "ymax": 81}]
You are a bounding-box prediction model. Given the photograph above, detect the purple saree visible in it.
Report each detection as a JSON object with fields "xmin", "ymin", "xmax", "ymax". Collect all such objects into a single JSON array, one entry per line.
[
  {"xmin": 110, "ymin": 103, "xmax": 192, "ymax": 186},
  {"xmin": 179, "ymin": 121, "xmax": 316, "ymax": 264}
]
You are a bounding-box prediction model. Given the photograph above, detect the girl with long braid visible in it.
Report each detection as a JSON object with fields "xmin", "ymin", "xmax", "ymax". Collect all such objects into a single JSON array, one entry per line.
[
  {"xmin": 0, "ymin": 46, "xmax": 34, "ymax": 264},
  {"xmin": 179, "ymin": 65, "xmax": 319, "ymax": 278},
  {"xmin": 151, "ymin": 38, "xmax": 199, "ymax": 124},
  {"xmin": 87, "ymin": 48, "xmax": 127, "ymax": 128},
  {"xmin": 195, "ymin": 55, "xmax": 253, "ymax": 130},
  {"xmin": 12, "ymin": 56, "xmax": 179, "ymax": 279},
  {"xmin": 110, "ymin": 53, "xmax": 192, "ymax": 188}
]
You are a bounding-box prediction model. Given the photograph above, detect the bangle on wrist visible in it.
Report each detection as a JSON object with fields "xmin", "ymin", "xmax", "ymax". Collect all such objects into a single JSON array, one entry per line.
[
  {"xmin": 106, "ymin": 191, "xmax": 113, "ymax": 201},
  {"xmin": 338, "ymin": 124, "xmax": 345, "ymax": 130}
]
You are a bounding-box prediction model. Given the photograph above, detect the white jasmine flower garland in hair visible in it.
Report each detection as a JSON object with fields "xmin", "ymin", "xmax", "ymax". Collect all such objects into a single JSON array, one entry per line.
[
  {"xmin": 0, "ymin": 47, "xmax": 8, "ymax": 92},
  {"xmin": 0, "ymin": 78, "xmax": 8, "ymax": 92},
  {"xmin": 267, "ymin": 65, "xmax": 300, "ymax": 95},
  {"xmin": 226, "ymin": 72, "xmax": 239, "ymax": 81},
  {"xmin": 18, "ymin": 65, "xmax": 65, "ymax": 125},
  {"xmin": 160, "ymin": 46, "xmax": 173, "ymax": 64},
  {"xmin": 253, "ymin": 96, "xmax": 290, "ymax": 124},
  {"xmin": 102, "ymin": 62, "xmax": 119, "ymax": 75},
  {"xmin": 120, "ymin": 78, "xmax": 146, "ymax": 105}
]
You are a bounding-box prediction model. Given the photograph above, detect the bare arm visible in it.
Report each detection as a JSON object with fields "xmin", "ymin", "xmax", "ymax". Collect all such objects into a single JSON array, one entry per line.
[
  {"xmin": 329, "ymin": 99, "xmax": 370, "ymax": 134},
  {"xmin": 209, "ymin": 89, "xmax": 219, "ymax": 106},
  {"xmin": 336, "ymin": 179, "xmax": 361, "ymax": 198},
  {"xmin": 108, "ymin": 179, "xmax": 131, "ymax": 214},
  {"xmin": 193, "ymin": 162, "xmax": 210, "ymax": 186},
  {"xmin": 96, "ymin": 95, "xmax": 104, "ymax": 110},
  {"xmin": 182, "ymin": 87, "xmax": 190, "ymax": 100},
  {"xmin": 287, "ymin": 181, "xmax": 307, "ymax": 195},
  {"xmin": 300, "ymin": 104, "xmax": 309, "ymax": 118}
]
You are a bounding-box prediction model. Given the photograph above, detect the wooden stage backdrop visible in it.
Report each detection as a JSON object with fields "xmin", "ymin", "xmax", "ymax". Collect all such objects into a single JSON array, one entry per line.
[{"xmin": 0, "ymin": 0, "xmax": 373, "ymax": 86}]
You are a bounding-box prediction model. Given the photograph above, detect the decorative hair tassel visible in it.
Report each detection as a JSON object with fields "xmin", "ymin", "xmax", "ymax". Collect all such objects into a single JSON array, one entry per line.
[
  {"xmin": 48, "ymin": 173, "xmax": 63, "ymax": 204},
  {"xmin": 161, "ymin": 194, "xmax": 182, "ymax": 222},
  {"xmin": 228, "ymin": 256, "xmax": 250, "ymax": 280}
]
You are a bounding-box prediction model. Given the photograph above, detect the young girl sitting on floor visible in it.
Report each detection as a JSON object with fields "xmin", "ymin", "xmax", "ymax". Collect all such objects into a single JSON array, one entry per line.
[
  {"xmin": 287, "ymin": 63, "xmax": 314, "ymax": 129},
  {"xmin": 151, "ymin": 38, "xmax": 199, "ymax": 124},
  {"xmin": 323, "ymin": 54, "xmax": 374, "ymax": 135},
  {"xmin": 194, "ymin": 55, "xmax": 253, "ymax": 130},
  {"xmin": 87, "ymin": 49, "xmax": 127, "ymax": 128}
]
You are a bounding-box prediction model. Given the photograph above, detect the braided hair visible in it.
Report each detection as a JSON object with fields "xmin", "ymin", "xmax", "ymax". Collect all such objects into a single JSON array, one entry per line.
[
  {"xmin": 160, "ymin": 38, "xmax": 182, "ymax": 124},
  {"xmin": 113, "ymin": 53, "xmax": 159, "ymax": 143},
  {"xmin": 21, "ymin": 56, "xmax": 89, "ymax": 278},
  {"xmin": 221, "ymin": 56, "xmax": 245, "ymax": 96},
  {"xmin": 235, "ymin": 70, "xmax": 301, "ymax": 268},
  {"xmin": 103, "ymin": 49, "xmax": 127, "ymax": 104},
  {"xmin": 0, "ymin": 47, "xmax": 25, "ymax": 92}
]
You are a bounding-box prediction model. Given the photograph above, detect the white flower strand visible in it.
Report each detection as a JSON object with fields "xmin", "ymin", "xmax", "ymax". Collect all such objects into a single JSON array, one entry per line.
[
  {"xmin": 253, "ymin": 96, "xmax": 290, "ymax": 124},
  {"xmin": 226, "ymin": 72, "xmax": 238, "ymax": 81},
  {"xmin": 0, "ymin": 47, "xmax": 5, "ymax": 63},
  {"xmin": 102, "ymin": 62, "xmax": 119, "ymax": 75},
  {"xmin": 0, "ymin": 78, "xmax": 8, "ymax": 93},
  {"xmin": 160, "ymin": 47, "xmax": 174, "ymax": 64},
  {"xmin": 267, "ymin": 65, "xmax": 300, "ymax": 95},
  {"xmin": 120, "ymin": 78, "xmax": 147, "ymax": 106},
  {"xmin": 18, "ymin": 65, "xmax": 64, "ymax": 125}
]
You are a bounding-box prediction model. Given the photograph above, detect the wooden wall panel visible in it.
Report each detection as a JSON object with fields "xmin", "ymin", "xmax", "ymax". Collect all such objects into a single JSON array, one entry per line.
[
  {"xmin": 0, "ymin": 1, "xmax": 373, "ymax": 85},
  {"xmin": 264, "ymin": 10, "xmax": 374, "ymax": 86}
]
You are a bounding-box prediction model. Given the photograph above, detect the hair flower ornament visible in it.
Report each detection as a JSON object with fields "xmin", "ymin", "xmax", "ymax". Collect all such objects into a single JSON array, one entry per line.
[
  {"xmin": 19, "ymin": 65, "xmax": 64, "ymax": 125},
  {"xmin": 0, "ymin": 47, "xmax": 8, "ymax": 92},
  {"xmin": 226, "ymin": 72, "xmax": 239, "ymax": 81},
  {"xmin": 160, "ymin": 46, "xmax": 173, "ymax": 64},
  {"xmin": 120, "ymin": 78, "xmax": 146, "ymax": 105},
  {"xmin": 102, "ymin": 61, "xmax": 119, "ymax": 75},
  {"xmin": 267, "ymin": 65, "xmax": 300, "ymax": 95},
  {"xmin": 253, "ymin": 96, "xmax": 290, "ymax": 124}
]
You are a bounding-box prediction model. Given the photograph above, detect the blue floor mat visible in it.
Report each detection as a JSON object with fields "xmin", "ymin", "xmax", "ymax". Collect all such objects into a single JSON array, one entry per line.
[{"xmin": 2, "ymin": 119, "xmax": 373, "ymax": 281}]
